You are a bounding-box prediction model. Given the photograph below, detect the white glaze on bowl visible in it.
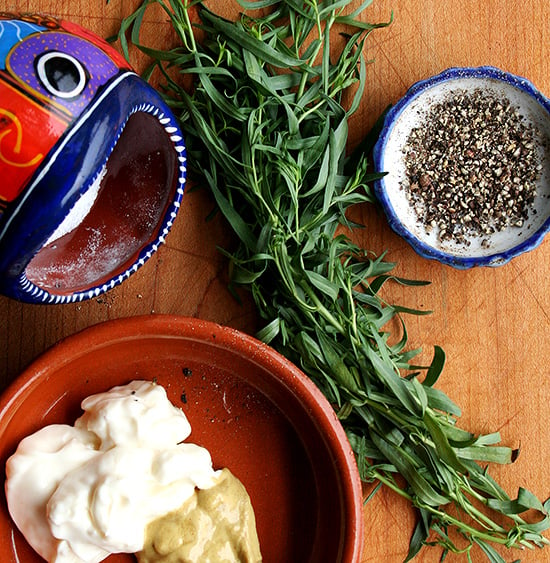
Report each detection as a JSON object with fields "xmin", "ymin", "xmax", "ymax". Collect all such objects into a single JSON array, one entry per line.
[{"xmin": 374, "ymin": 67, "xmax": 550, "ymax": 267}]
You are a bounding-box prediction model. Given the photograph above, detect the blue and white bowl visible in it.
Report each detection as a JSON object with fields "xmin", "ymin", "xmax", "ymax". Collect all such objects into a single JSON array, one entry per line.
[{"xmin": 373, "ymin": 66, "xmax": 550, "ymax": 268}]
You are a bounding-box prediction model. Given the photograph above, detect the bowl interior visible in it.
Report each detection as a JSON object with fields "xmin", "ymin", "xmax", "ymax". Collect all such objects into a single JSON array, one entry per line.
[
  {"xmin": 377, "ymin": 72, "xmax": 550, "ymax": 263},
  {"xmin": 25, "ymin": 111, "xmax": 178, "ymax": 295},
  {"xmin": 0, "ymin": 316, "xmax": 363, "ymax": 563}
]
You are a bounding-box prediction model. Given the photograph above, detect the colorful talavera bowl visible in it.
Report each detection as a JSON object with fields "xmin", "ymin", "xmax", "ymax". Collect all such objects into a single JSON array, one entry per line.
[
  {"xmin": 373, "ymin": 66, "xmax": 550, "ymax": 268},
  {"xmin": 0, "ymin": 14, "xmax": 186, "ymax": 303}
]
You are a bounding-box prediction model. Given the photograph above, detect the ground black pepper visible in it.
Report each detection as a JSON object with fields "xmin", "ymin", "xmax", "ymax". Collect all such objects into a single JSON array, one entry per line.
[{"xmin": 401, "ymin": 88, "xmax": 543, "ymax": 245}]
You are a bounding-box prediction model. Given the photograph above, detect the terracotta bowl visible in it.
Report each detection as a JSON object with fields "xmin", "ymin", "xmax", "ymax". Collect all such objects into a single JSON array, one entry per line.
[{"xmin": 0, "ymin": 316, "xmax": 364, "ymax": 563}]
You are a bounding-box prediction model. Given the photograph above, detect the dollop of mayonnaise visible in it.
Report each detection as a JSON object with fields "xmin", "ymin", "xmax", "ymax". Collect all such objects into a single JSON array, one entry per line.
[{"xmin": 5, "ymin": 380, "xmax": 220, "ymax": 563}]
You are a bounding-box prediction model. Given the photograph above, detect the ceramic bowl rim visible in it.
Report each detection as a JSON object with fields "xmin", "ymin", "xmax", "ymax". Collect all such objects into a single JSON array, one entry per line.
[
  {"xmin": 0, "ymin": 314, "xmax": 365, "ymax": 562},
  {"xmin": 373, "ymin": 65, "xmax": 550, "ymax": 269}
]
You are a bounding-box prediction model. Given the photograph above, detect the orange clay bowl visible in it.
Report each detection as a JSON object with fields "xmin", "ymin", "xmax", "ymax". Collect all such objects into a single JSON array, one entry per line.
[{"xmin": 0, "ymin": 315, "xmax": 364, "ymax": 563}]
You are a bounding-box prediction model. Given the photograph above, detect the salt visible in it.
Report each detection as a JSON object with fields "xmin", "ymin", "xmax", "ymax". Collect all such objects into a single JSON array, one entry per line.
[{"xmin": 45, "ymin": 164, "xmax": 107, "ymax": 247}]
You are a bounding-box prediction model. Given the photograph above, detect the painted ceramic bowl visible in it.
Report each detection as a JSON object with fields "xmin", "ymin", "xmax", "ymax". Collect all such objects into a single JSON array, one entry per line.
[
  {"xmin": 0, "ymin": 14, "xmax": 186, "ymax": 303},
  {"xmin": 0, "ymin": 315, "xmax": 364, "ymax": 563},
  {"xmin": 373, "ymin": 66, "xmax": 550, "ymax": 268}
]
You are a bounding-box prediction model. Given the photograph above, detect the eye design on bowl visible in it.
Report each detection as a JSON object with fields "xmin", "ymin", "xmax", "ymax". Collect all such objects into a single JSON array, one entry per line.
[
  {"xmin": 0, "ymin": 14, "xmax": 187, "ymax": 304},
  {"xmin": 35, "ymin": 51, "xmax": 88, "ymax": 99}
]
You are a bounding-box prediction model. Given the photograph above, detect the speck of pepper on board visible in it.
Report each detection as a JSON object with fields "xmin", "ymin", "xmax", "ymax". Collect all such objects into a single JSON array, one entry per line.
[{"xmin": 401, "ymin": 88, "xmax": 544, "ymax": 246}]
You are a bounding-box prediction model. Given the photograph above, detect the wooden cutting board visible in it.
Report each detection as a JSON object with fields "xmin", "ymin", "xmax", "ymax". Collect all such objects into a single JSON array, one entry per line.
[{"xmin": 0, "ymin": 1, "xmax": 549, "ymax": 561}]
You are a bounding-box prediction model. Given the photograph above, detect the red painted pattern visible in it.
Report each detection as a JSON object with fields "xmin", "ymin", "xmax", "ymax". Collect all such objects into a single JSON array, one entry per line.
[{"xmin": 0, "ymin": 79, "xmax": 68, "ymax": 203}]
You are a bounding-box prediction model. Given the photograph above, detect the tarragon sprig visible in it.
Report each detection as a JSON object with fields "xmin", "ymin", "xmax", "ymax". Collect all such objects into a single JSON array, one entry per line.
[{"xmin": 112, "ymin": 1, "xmax": 550, "ymax": 560}]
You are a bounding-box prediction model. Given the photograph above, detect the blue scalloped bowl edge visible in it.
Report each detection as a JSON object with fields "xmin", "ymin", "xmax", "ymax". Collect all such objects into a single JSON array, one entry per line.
[{"xmin": 372, "ymin": 66, "xmax": 550, "ymax": 269}]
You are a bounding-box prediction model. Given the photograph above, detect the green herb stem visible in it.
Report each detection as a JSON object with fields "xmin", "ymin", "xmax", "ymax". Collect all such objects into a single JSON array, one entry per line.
[{"xmin": 112, "ymin": 1, "xmax": 550, "ymax": 560}]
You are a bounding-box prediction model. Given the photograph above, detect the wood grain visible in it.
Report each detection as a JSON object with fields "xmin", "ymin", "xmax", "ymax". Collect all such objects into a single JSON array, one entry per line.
[{"xmin": 1, "ymin": 1, "xmax": 549, "ymax": 561}]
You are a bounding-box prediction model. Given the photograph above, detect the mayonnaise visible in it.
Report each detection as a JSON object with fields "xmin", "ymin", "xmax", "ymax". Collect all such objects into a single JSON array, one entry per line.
[{"xmin": 5, "ymin": 380, "xmax": 221, "ymax": 563}]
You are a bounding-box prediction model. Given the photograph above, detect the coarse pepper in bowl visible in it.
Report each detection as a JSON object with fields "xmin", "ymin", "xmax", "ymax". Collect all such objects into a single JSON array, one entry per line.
[{"xmin": 373, "ymin": 66, "xmax": 550, "ymax": 268}]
